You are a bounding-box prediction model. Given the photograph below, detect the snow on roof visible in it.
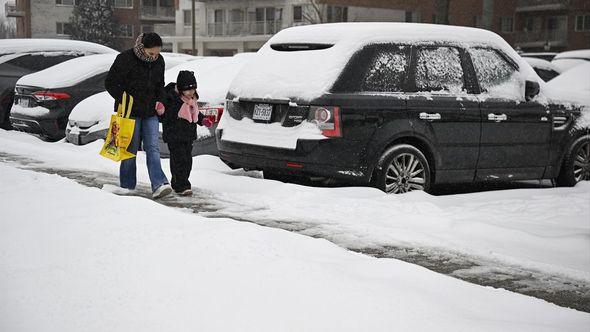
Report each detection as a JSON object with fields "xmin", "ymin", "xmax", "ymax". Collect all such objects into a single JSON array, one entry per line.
[
  {"xmin": 522, "ymin": 57, "xmax": 560, "ymax": 73},
  {"xmin": 17, "ymin": 54, "xmax": 118, "ymax": 89},
  {"xmin": 546, "ymin": 62, "xmax": 590, "ymax": 92},
  {"xmin": 165, "ymin": 54, "xmax": 256, "ymax": 106},
  {"xmin": 229, "ymin": 22, "xmax": 534, "ymax": 102},
  {"xmin": 0, "ymin": 39, "xmax": 117, "ymax": 56},
  {"xmin": 553, "ymin": 49, "xmax": 590, "ymax": 60},
  {"xmin": 16, "ymin": 53, "xmax": 195, "ymax": 89}
]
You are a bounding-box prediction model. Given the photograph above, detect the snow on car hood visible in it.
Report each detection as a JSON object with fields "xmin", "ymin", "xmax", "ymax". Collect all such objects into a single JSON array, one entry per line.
[{"xmin": 228, "ymin": 22, "xmax": 539, "ymax": 102}]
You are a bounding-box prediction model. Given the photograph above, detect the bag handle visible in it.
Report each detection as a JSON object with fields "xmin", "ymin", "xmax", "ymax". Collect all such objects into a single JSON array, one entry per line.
[{"xmin": 117, "ymin": 92, "xmax": 134, "ymax": 119}]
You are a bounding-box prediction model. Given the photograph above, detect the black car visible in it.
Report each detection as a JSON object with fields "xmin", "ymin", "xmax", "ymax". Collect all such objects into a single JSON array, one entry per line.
[
  {"xmin": 10, "ymin": 54, "xmax": 117, "ymax": 141},
  {"xmin": 217, "ymin": 23, "xmax": 589, "ymax": 194},
  {"xmin": 0, "ymin": 39, "xmax": 116, "ymax": 130}
]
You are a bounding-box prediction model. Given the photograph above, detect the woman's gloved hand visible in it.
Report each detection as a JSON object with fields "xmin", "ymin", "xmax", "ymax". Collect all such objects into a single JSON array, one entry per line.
[
  {"xmin": 155, "ymin": 101, "xmax": 165, "ymax": 116},
  {"xmin": 202, "ymin": 118, "xmax": 213, "ymax": 128}
]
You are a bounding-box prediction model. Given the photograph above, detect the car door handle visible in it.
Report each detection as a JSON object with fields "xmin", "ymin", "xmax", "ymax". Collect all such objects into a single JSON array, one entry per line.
[
  {"xmin": 419, "ymin": 112, "xmax": 441, "ymax": 121},
  {"xmin": 488, "ymin": 113, "xmax": 507, "ymax": 122}
]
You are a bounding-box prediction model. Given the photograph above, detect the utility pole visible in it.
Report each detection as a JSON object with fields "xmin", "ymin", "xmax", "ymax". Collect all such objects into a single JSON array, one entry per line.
[{"xmin": 191, "ymin": 0, "xmax": 196, "ymax": 55}]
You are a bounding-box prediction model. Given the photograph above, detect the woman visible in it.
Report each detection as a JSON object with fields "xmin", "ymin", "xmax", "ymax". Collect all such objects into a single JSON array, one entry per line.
[{"xmin": 105, "ymin": 32, "xmax": 172, "ymax": 199}]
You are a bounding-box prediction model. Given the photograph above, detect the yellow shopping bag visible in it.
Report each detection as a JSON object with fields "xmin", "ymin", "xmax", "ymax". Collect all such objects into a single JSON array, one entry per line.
[{"xmin": 100, "ymin": 92, "xmax": 136, "ymax": 162}]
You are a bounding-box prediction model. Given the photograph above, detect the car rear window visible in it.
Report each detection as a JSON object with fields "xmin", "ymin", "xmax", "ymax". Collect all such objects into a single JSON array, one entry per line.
[{"xmin": 6, "ymin": 54, "xmax": 80, "ymax": 72}]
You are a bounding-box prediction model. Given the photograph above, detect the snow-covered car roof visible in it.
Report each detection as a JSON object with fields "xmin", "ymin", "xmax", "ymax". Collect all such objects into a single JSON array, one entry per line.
[
  {"xmin": 17, "ymin": 53, "xmax": 117, "ymax": 89},
  {"xmin": 522, "ymin": 57, "xmax": 561, "ymax": 73},
  {"xmin": 551, "ymin": 49, "xmax": 590, "ymax": 72},
  {"xmin": 546, "ymin": 62, "xmax": 590, "ymax": 93},
  {"xmin": 165, "ymin": 54, "xmax": 256, "ymax": 106},
  {"xmin": 17, "ymin": 53, "xmax": 195, "ymax": 89},
  {"xmin": 0, "ymin": 38, "xmax": 117, "ymax": 56},
  {"xmin": 229, "ymin": 22, "xmax": 536, "ymax": 102}
]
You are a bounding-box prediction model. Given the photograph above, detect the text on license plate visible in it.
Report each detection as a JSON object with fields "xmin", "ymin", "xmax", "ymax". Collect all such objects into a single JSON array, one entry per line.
[
  {"xmin": 19, "ymin": 98, "xmax": 31, "ymax": 107},
  {"xmin": 253, "ymin": 104, "xmax": 272, "ymax": 121}
]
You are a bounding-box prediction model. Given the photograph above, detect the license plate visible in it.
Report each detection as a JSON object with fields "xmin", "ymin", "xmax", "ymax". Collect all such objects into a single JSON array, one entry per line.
[
  {"xmin": 19, "ymin": 98, "xmax": 30, "ymax": 107},
  {"xmin": 253, "ymin": 104, "xmax": 272, "ymax": 121}
]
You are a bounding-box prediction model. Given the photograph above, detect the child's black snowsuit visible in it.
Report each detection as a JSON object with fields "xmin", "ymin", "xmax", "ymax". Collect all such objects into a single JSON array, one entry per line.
[{"xmin": 161, "ymin": 82, "xmax": 204, "ymax": 193}]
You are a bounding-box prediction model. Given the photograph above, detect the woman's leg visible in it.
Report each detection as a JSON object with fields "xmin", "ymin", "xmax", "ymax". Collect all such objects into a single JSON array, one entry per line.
[
  {"xmin": 119, "ymin": 117, "xmax": 142, "ymax": 189},
  {"xmin": 184, "ymin": 142, "xmax": 193, "ymax": 189},
  {"xmin": 141, "ymin": 115, "xmax": 169, "ymax": 192}
]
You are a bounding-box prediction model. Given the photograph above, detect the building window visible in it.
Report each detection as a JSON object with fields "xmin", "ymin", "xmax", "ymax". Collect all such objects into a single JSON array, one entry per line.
[
  {"xmin": 113, "ymin": 0, "xmax": 133, "ymax": 8},
  {"xmin": 575, "ymin": 15, "xmax": 590, "ymax": 31},
  {"xmin": 141, "ymin": 25, "xmax": 153, "ymax": 33},
  {"xmin": 327, "ymin": 6, "xmax": 347, "ymax": 23},
  {"xmin": 500, "ymin": 16, "xmax": 513, "ymax": 32},
  {"xmin": 293, "ymin": 5, "xmax": 303, "ymax": 22},
  {"xmin": 119, "ymin": 24, "xmax": 134, "ymax": 38},
  {"xmin": 56, "ymin": 22, "xmax": 72, "ymax": 35},
  {"xmin": 524, "ymin": 17, "xmax": 541, "ymax": 31},
  {"xmin": 184, "ymin": 10, "xmax": 192, "ymax": 27},
  {"xmin": 405, "ymin": 11, "xmax": 413, "ymax": 23},
  {"xmin": 56, "ymin": 0, "xmax": 76, "ymax": 5}
]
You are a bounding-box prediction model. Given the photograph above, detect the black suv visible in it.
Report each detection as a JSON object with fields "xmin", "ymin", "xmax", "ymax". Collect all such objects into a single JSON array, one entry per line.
[{"xmin": 217, "ymin": 23, "xmax": 590, "ymax": 194}]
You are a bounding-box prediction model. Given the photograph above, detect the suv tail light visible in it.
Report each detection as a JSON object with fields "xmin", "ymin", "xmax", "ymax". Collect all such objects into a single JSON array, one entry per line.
[
  {"xmin": 33, "ymin": 91, "xmax": 71, "ymax": 101},
  {"xmin": 308, "ymin": 106, "xmax": 342, "ymax": 137},
  {"xmin": 201, "ymin": 107, "xmax": 224, "ymax": 123}
]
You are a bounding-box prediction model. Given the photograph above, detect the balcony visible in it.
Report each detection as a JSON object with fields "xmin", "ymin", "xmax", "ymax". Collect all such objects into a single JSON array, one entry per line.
[
  {"xmin": 154, "ymin": 23, "xmax": 175, "ymax": 36},
  {"xmin": 5, "ymin": 1, "xmax": 25, "ymax": 17},
  {"xmin": 206, "ymin": 21, "xmax": 283, "ymax": 36},
  {"xmin": 515, "ymin": 29, "xmax": 568, "ymax": 47},
  {"xmin": 515, "ymin": 0, "xmax": 569, "ymax": 12},
  {"xmin": 140, "ymin": 5, "xmax": 175, "ymax": 21}
]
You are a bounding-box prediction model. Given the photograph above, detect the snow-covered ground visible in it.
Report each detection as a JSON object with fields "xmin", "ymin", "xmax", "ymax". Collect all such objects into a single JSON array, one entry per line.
[{"xmin": 1, "ymin": 159, "xmax": 589, "ymax": 331}]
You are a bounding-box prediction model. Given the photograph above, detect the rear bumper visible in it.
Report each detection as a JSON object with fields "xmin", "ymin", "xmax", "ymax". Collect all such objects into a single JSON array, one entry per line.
[
  {"xmin": 216, "ymin": 129, "xmax": 372, "ymax": 183},
  {"xmin": 65, "ymin": 127, "xmax": 107, "ymax": 145},
  {"xmin": 10, "ymin": 115, "xmax": 65, "ymax": 139}
]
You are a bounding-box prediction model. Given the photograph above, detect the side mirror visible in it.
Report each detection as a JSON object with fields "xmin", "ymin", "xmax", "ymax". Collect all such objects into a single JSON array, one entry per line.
[{"xmin": 525, "ymin": 80, "xmax": 540, "ymax": 101}]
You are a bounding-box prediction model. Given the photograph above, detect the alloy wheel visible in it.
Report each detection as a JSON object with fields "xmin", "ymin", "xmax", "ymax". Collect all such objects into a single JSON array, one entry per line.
[
  {"xmin": 384, "ymin": 153, "xmax": 426, "ymax": 193},
  {"xmin": 574, "ymin": 141, "xmax": 590, "ymax": 182}
]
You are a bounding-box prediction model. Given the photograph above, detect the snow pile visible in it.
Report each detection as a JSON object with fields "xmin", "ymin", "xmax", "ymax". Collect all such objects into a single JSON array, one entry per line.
[
  {"xmin": 0, "ymin": 129, "xmax": 588, "ymax": 285},
  {"xmin": 229, "ymin": 22, "xmax": 538, "ymax": 102},
  {"xmin": 164, "ymin": 54, "xmax": 256, "ymax": 106},
  {"xmin": 218, "ymin": 114, "xmax": 326, "ymax": 149},
  {"xmin": 17, "ymin": 54, "xmax": 117, "ymax": 89},
  {"xmin": 0, "ymin": 38, "xmax": 117, "ymax": 56},
  {"xmin": 1, "ymin": 162, "xmax": 589, "ymax": 331}
]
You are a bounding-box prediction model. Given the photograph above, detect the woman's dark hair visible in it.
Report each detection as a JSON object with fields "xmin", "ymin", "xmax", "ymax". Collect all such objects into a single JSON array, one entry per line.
[{"xmin": 142, "ymin": 32, "xmax": 163, "ymax": 48}]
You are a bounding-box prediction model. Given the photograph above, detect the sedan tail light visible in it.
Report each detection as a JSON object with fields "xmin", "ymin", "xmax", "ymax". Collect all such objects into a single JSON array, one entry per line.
[
  {"xmin": 308, "ymin": 106, "xmax": 342, "ymax": 137},
  {"xmin": 33, "ymin": 91, "xmax": 71, "ymax": 101},
  {"xmin": 201, "ymin": 107, "xmax": 224, "ymax": 123}
]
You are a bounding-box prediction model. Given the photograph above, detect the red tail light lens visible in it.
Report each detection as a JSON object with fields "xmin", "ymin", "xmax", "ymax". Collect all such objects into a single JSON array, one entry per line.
[
  {"xmin": 202, "ymin": 107, "xmax": 224, "ymax": 123},
  {"xmin": 34, "ymin": 91, "xmax": 71, "ymax": 101},
  {"xmin": 309, "ymin": 106, "xmax": 342, "ymax": 137}
]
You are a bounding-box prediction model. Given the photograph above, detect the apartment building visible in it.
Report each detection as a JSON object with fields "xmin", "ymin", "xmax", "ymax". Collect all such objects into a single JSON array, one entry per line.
[
  {"xmin": 159, "ymin": 0, "xmax": 411, "ymax": 55},
  {"xmin": 5, "ymin": 0, "xmax": 176, "ymax": 50}
]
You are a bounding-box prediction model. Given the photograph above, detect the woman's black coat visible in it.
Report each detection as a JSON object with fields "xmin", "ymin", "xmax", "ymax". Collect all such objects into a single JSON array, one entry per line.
[
  {"xmin": 161, "ymin": 83, "xmax": 204, "ymax": 143},
  {"xmin": 105, "ymin": 49, "xmax": 165, "ymax": 119}
]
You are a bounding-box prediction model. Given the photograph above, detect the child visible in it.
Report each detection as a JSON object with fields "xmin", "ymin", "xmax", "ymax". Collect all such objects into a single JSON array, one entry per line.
[{"xmin": 158, "ymin": 70, "xmax": 212, "ymax": 196}]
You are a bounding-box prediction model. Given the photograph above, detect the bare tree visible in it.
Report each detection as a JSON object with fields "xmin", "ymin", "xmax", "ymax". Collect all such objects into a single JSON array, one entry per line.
[{"xmin": 302, "ymin": 0, "xmax": 326, "ymax": 24}]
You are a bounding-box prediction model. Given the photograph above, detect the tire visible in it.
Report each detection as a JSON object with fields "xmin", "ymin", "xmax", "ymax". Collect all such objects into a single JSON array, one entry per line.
[
  {"xmin": 375, "ymin": 144, "xmax": 431, "ymax": 194},
  {"xmin": 556, "ymin": 135, "xmax": 590, "ymax": 187}
]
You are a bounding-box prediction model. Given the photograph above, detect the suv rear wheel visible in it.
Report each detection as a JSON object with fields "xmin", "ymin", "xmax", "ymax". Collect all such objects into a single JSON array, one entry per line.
[
  {"xmin": 556, "ymin": 136, "xmax": 590, "ymax": 186},
  {"xmin": 376, "ymin": 144, "xmax": 431, "ymax": 194}
]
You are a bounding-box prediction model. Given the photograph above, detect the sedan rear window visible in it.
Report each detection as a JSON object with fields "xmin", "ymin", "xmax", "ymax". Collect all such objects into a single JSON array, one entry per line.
[{"xmin": 270, "ymin": 43, "xmax": 334, "ymax": 52}]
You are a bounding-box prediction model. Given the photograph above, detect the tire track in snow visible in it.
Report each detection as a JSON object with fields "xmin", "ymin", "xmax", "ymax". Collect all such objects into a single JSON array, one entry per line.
[{"xmin": 1, "ymin": 152, "xmax": 589, "ymax": 312}]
